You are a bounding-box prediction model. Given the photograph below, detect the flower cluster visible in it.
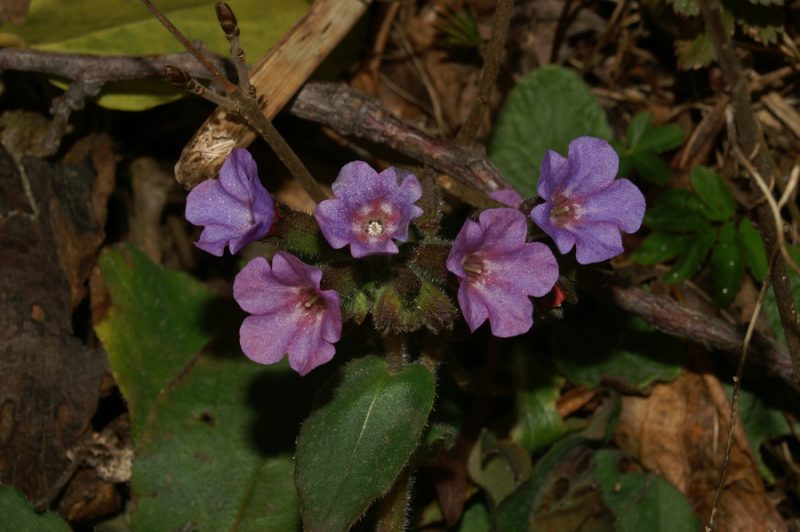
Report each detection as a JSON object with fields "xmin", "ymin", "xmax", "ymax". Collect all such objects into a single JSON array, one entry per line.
[{"xmin": 185, "ymin": 137, "xmax": 644, "ymax": 375}]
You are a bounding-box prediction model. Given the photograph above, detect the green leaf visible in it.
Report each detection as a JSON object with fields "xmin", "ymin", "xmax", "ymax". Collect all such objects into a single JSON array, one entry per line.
[
  {"xmin": 626, "ymin": 112, "xmax": 652, "ymax": 146},
  {"xmin": 552, "ymin": 307, "xmax": 685, "ymax": 389},
  {"xmin": 738, "ymin": 218, "xmax": 768, "ymax": 282},
  {"xmin": 636, "ymin": 123, "xmax": 686, "ymax": 153},
  {"xmin": 510, "ymin": 369, "xmax": 567, "ymax": 454},
  {"xmin": 0, "ymin": 486, "xmax": 71, "ymax": 532},
  {"xmin": 0, "ymin": 0, "xmax": 310, "ymax": 110},
  {"xmin": 468, "ymin": 431, "xmax": 532, "ymax": 506},
  {"xmin": 764, "ymin": 245, "xmax": 800, "ymax": 344},
  {"xmin": 710, "ymin": 221, "xmax": 745, "ymax": 306},
  {"xmin": 94, "ymin": 245, "xmax": 302, "ymax": 531},
  {"xmin": 457, "ymin": 501, "xmax": 491, "ymax": 532},
  {"xmin": 691, "ymin": 166, "xmax": 736, "ymax": 221},
  {"xmin": 645, "ymin": 190, "xmax": 710, "ymax": 232},
  {"xmin": 667, "ymin": 0, "xmax": 700, "ymax": 16},
  {"xmin": 631, "ymin": 232, "xmax": 693, "ymax": 265},
  {"xmin": 131, "ymin": 359, "xmax": 301, "ymax": 532},
  {"xmin": 295, "ymin": 356, "xmax": 435, "ymax": 531},
  {"xmin": 95, "ymin": 245, "xmax": 213, "ymax": 436},
  {"xmin": 593, "ymin": 450, "xmax": 700, "ymax": 531},
  {"xmin": 725, "ymin": 385, "xmax": 793, "ymax": 483},
  {"xmin": 630, "ymin": 150, "xmax": 673, "ymax": 184},
  {"xmin": 497, "ymin": 437, "xmax": 617, "ymax": 531},
  {"xmin": 488, "ymin": 65, "xmax": 612, "ymax": 196},
  {"xmin": 676, "ymin": 33, "xmax": 716, "ymax": 70},
  {"xmin": 664, "ymin": 228, "xmax": 717, "ymax": 284}
]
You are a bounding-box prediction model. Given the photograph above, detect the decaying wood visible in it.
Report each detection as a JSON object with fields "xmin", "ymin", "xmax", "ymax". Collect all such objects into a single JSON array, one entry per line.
[{"xmin": 174, "ymin": 0, "xmax": 372, "ymax": 188}]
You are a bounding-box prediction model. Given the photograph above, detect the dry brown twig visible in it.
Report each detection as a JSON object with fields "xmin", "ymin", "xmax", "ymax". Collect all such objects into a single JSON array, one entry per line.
[{"xmin": 698, "ymin": 0, "xmax": 800, "ymax": 385}]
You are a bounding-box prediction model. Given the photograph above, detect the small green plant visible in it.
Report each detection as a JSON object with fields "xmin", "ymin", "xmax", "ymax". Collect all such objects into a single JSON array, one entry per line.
[
  {"xmin": 631, "ymin": 166, "xmax": 768, "ymax": 306},
  {"xmin": 435, "ymin": 6, "xmax": 483, "ymax": 50},
  {"xmin": 614, "ymin": 112, "xmax": 686, "ymax": 185}
]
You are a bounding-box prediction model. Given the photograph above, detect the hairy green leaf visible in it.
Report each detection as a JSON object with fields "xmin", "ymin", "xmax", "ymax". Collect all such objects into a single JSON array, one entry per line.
[
  {"xmin": 94, "ymin": 245, "xmax": 302, "ymax": 530},
  {"xmin": 0, "ymin": 487, "xmax": 71, "ymax": 532},
  {"xmin": 488, "ymin": 65, "xmax": 611, "ymax": 196},
  {"xmin": 295, "ymin": 356, "xmax": 435, "ymax": 531}
]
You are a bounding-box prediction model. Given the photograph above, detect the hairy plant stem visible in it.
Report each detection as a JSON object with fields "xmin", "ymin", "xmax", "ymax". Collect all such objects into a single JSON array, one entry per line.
[{"xmin": 698, "ymin": 0, "xmax": 800, "ymax": 382}]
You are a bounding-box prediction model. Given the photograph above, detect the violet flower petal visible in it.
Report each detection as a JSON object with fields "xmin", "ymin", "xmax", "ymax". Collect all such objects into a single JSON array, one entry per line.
[
  {"xmin": 185, "ymin": 148, "xmax": 275, "ymax": 256},
  {"xmin": 489, "ymin": 188, "xmax": 524, "ymax": 208},
  {"xmin": 532, "ymin": 136, "xmax": 645, "ymax": 264},
  {"xmin": 233, "ymin": 252, "xmax": 342, "ymax": 376},
  {"xmin": 447, "ymin": 208, "xmax": 559, "ymax": 338},
  {"xmin": 315, "ymin": 161, "xmax": 423, "ymax": 258}
]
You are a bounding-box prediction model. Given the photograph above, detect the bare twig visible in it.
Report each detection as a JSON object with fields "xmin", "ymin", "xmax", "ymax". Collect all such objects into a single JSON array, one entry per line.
[
  {"xmin": 454, "ymin": 0, "xmax": 514, "ymax": 146},
  {"xmin": 698, "ymin": 0, "xmax": 800, "ymax": 381},
  {"xmin": 0, "ymin": 47, "xmax": 229, "ymax": 83},
  {"xmin": 289, "ymin": 82, "xmax": 511, "ymax": 194},
  {"xmin": 140, "ymin": 0, "xmax": 234, "ymax": 93},
  {"xmin": 706, "ymin": 247, "xmax": 778, "ymax": 531},
  {"xmin": 734, "ymin": 147, "xmax": 800, "ymax": 276},
  {"xmin": 611, "ymin": 285, "xmax": 797, "ymax": 393},
  {"xmin": 140, "ymin": 0, "xmax": 328, "ymax": 203}
]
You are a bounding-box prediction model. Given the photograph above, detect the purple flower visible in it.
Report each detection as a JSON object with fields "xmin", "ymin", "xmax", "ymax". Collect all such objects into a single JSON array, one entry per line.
[
  {"xmin": 233, "ymin": 251, "xmax": 342, "ymax": 376},
  {"xmin": 446, "ymin": 208, "xmax": 559, "ymax": 337},
  {"xmin": 185, "ymin": 148, "xmax": 275, "ymax": 256},
  {"xmin": 315, "ymin": 161, "xmax": 423, "ymax": 258},
  {"xmin": 489, "ymin": 188, "xmax": 524, "ymax": 208},
  {"xmin": 531, "ymin": 137, "xmax": 645, "ymax": 264}
]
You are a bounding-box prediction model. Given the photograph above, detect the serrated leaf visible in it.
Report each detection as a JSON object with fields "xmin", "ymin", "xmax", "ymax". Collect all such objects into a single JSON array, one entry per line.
[
  {"xmin": 676, "ymin": 33, "xmax": 716, "ymax": 70},
  {"xmin": 738, "ymin": 218, "xmax": 768, "ymax": 282},
  {"xmin": 295, "ymin": 356, "xmax": 435, "ymax": 531},
  {"xmin": 94, "ymin": 245, "xmax": 302, "ymax": 531},
  {"xmin": 691, "ymin": 166, "xmax": 736, "ymax": 221},
  {"xmin": 0, "ymin": 0, "xmax": 310, "ymax": 110},
  {"xmin": 0, "ymin": 486, "xmax": 71, "ymax": 532},
  {"xmin": 630, "ymin": 150, "xmax": 674, "ymax": 184},
  {"xmin": 711, "ymin": 221, "xmax": 745, "ymax": 306},
  {"xmin": 631, "ymin": 232, "xmax": 693, "ymax": 265},
  {"xmin": 488, "ymin": 65, "xmax": 612, "ymax": 196},
  {"xmin": 593, "ymin": 449, "xmax": 700, "ymax": 530},
  {"xmin": 552, "ymin": 307, "xmax": 685, "ymax": 389},
  {"xmin": 664, "ymin": 228, "xmax": 717, "ymax": 284}
]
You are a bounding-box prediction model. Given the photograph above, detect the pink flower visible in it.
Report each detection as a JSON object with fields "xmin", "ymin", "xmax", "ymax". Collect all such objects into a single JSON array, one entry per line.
[
  {"xmin": 314, "ymin": 161, "xmax": 423, "ymax": 258},
  {"xmin": 531, "ymin": 137, "xmax": 645, "ymax": 264},
  {"xmin": 233, "ymin": 252, "xmax": 342, "ymax": 376},
  {"xmin": 446, "ymin": 208, "xmax": 559, "ymax": 337},
  {"xmin": 185, "ymin": 148, "xmax": 275, "ymax": 256}
]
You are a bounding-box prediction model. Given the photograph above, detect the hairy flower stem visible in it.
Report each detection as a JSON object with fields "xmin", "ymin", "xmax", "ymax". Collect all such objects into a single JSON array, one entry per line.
[{"xmin": 698, "ymin": 0, "xmax": 800, "ymax": 381}]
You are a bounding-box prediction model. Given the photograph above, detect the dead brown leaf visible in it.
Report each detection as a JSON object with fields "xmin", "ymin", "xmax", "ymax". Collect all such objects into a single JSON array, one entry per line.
[{"xmin": 614, "ymin": 369, "xmax": 785, "ymax": 531}]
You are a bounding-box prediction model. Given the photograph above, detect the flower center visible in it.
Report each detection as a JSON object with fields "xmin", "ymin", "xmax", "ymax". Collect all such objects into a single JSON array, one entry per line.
[
  {"xmin": 365, "ymin": 220, "xmax": 384, "ymax": 236},
  {"xmin": 462, "ymin": 256, "xmax": 484, "ymax": 276},
  {"xmin": 550, "ymin": 194, "xmax": 578, "ymax": 224}
]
